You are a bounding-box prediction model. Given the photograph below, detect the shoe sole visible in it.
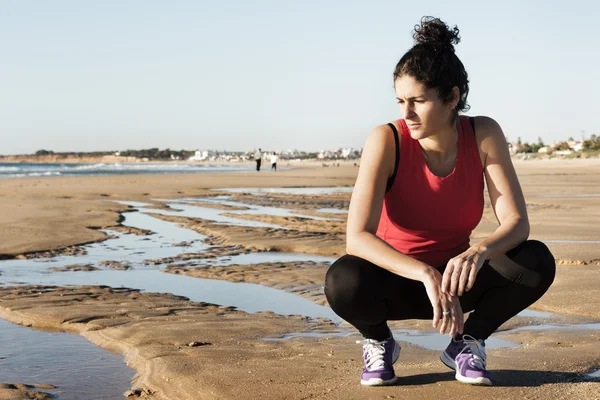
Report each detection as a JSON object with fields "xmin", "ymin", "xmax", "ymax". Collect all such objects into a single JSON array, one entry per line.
[
  {"xmin": 455, "ymin": 374, "xmax": 492, "ymax": 386},
  {"xmin": 439, "ymin": 351, "xmax": 493, "ymax": 386},
  {"xmin": 392, "ymin": 340, "xmax": 400, "ymax": 365},
  {"xmin": 360, "ymin": 341, "xmax": 401, "ymax": 386},
  {"xmin": 439, "ymin": 350, "xmax": 455, "ymax": 370},
  {"xmin": 360, "ymin": 376, "xmax": 398, "ymax": 386}
]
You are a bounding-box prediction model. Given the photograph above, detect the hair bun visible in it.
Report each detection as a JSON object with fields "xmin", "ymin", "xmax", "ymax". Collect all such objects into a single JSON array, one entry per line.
[{"xmin": 413, "ymin": 16, "xmax": 460, "ymax": 50}]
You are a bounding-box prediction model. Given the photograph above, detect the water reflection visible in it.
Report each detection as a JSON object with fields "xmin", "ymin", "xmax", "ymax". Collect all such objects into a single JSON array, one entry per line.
[{"xmin": 0, "ymin": 318, "xmax": 133, "ymax": 400}]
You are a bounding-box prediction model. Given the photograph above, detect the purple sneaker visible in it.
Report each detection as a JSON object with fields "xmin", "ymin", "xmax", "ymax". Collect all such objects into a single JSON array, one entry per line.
[
  {"xmin": 356, "ymin": 335, "xmax": 400, "ymax": 386},
  {"xmin": 440, "ymin": 334, "xmax": 493, "ymax": 386}
]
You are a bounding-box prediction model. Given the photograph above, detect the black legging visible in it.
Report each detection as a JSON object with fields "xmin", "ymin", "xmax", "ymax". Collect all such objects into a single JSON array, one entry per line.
[{"xmin": 324, "ymin": 240, "xmax": 556, "ymax": 341}]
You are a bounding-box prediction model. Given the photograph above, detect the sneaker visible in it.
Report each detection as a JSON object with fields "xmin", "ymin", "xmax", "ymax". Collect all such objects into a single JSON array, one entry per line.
[
  {"xmin": 356, "ymin": 335, "xmax": 400, "ymax": 386},
  {"xmin": 440, "ymin": 334, "xmax": 493, "ymax": 386}
]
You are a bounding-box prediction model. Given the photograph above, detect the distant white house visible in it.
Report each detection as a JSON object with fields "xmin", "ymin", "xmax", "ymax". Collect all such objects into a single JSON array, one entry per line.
[
  {"xmin": 284, "ymin": 149, "xmax": 301, "ymax": 158},
  {"xmin": 568, "ymin": 140, "xmax": 584, "ymax": 152},
  {"xmin": 538, "ymin": 146, "xmax": 550, "ymax": 153},
  {"xmin": 341, "ymin": 148, "xmax": 361, "ymax": 159},
  {"xmin": 318, "ymin": 150, "xmax": 335, "ymax": 159},
  {"xmin": 188, "ymin": 150, "xmax": 209, "ymax": 161}
]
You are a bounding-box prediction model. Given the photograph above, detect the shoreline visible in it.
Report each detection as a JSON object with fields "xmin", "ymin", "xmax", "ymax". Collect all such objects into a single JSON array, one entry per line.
[{"xmin": 1, "ymin": 154, "xmax": 599, "ymax": 164}]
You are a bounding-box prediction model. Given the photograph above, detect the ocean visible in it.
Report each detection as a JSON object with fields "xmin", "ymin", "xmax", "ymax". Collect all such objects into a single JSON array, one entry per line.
[{"xmin": 0, "ymin": 162, "xmax": 254, "ymax": 178}]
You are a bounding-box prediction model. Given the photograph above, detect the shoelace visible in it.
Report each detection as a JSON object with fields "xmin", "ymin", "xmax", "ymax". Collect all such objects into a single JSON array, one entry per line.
[
  {"xmin": 356, "ymin": 338, "xmax": 387, "ymax": 371},
  {"xmin": 457, "ymin": 334, "xmax": 486, "ymax": 370}
]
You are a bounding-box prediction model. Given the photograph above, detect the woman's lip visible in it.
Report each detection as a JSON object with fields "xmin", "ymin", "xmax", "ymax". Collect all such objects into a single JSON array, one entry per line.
[{"xmin": 407, "ymin": 123, "xmax": 421, "ymax": 129}]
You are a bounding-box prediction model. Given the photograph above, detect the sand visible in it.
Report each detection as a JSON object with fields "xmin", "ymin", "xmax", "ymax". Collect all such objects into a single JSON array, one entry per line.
[
  {"xmin": 0, "ymin": 165, "xmax": 357, "ymax": 257},
  {"xmin": 0, "ymin": 159, "xmax": 599, "ymax": 399}
]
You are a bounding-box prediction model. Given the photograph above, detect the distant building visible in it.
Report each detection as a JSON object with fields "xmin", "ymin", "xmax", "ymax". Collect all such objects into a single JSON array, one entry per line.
[
  {"xmin": 568, "ymin": 141, "xmax": 584, "ymax": 152},
  {"xmin": 188, "ymin": 150, "xmax": 209, "ymax": 161},
  {"xmin": 508, "ymin": 142, "xmax": 523, "ymax": 155}
]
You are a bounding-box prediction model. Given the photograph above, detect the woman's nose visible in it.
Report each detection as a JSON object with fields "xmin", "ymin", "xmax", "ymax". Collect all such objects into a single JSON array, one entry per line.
[{"xmin": 401, "ymin": 103, "xmax": 415, "ymax": 119}]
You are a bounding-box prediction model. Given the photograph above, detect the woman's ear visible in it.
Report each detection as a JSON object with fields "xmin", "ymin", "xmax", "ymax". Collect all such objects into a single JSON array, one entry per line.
[{"xmin": 450, "ymin": 86, "xmax": 460, "ymax": 110}]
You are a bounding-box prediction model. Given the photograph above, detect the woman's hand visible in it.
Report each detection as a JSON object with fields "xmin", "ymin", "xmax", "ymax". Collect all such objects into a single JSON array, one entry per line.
[
  {"xmin": 422, "ymin": 268, "xmax": 464, "ymax": 336},
  {"xmin": 442, "ymin": 246, "xmax": 489, "ymax": 297}
]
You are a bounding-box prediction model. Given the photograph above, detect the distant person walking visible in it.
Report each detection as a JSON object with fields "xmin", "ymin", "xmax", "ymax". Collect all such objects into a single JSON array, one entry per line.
[
  {"xmin": 324, "ymin": 16, "xmax": 555, "ymax": 387},
  {"xmin": 254, "ymin": 148, "xmax": 262, "ymax": 171},
  {"xmin": 270, "ymin": 153, "xmax": 278, "ymax": 171}
]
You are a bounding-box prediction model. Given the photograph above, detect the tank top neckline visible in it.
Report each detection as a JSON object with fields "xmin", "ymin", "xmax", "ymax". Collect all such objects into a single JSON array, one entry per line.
[{"xmin": 399, "ymin": 117, "xmax": 465, "ymax": 181}]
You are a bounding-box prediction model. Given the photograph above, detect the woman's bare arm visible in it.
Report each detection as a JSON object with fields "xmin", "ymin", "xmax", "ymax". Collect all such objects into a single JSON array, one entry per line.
[
  {"xmin": 442, "ymin": 116, "xmax": 530, "ymax": 296},
  {"xmin": 474, "ymin": 116, "xmax": 530, "ymax": 258},
  {"xmin": 346, "ymin": 123, "xmax": 433, "ymax": 282}
]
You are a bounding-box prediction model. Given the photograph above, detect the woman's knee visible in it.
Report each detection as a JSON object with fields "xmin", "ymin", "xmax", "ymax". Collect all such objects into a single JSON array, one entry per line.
[
  {"xmin": 324, "ymin": 255, "xmax": 376, "ymax": 309},
  {"xmin": 507, "ymin": 239, "xmax": 556, "ymax": 288}
]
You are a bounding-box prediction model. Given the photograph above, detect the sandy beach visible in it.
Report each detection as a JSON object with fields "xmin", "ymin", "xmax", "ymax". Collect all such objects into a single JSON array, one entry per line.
[{"xmin": 0, "ymin": 159, "xmax": 599, "ymax": 399}]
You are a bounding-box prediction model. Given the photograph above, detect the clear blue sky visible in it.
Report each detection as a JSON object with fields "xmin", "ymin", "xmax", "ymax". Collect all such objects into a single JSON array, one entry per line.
[{"xmin": 1, "ymin": 0, "xmax": 598, "ymax": 155}]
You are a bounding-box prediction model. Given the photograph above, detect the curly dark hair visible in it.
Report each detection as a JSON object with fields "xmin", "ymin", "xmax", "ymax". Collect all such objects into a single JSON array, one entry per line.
[{"xmin": 393, "ymin": 17, "xmax": 470, "ymax": 120}]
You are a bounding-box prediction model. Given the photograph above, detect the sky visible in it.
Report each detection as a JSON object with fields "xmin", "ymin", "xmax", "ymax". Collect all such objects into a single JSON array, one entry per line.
[{"xmin": 1, "ymin": 0, "xmax": 599, "ymax": 155}]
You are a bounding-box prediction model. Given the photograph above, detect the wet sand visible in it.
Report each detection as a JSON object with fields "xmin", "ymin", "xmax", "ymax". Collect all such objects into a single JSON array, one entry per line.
[
  {"xmin": 1, "ymin": 159, "xmax": 599, "ymax": 399},
  {"xmin": 0, "ymin": 384, "xmax": 54, "ymax": 400},
  {"xmin": 165, "ymin": 261, "xmax": 331, "ymax": 306},
  {"xmin": 0, "ymin": 165, "xmax": 357, "ymax": 257},
  {"xmin": 0, "ymin": 285, "xmax": 598, "ymax": 400}
]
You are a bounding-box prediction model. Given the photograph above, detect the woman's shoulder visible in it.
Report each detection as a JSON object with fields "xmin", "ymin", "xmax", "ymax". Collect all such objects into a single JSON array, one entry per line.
[
  {"xmin": 359, "ymin": 122, "xmax": 402, "ymax": 178},
  {"xmin": 470, "ymin": 115, "xmax": 509, "ymax": 166},
  {"xmin": 471, "ymin": 116, "xmax": 502, "ymax": 137},
  {"xmin": 364, "ymin": 122, "xmax": 402, "ymax": 151},
  {"xmin": 370, "ymin": 120, "xmax": 401, "ymax": 136}
]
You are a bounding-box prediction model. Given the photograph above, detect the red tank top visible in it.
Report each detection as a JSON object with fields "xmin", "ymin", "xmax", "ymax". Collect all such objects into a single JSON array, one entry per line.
[{"xmin": 375, "ymin": 115, "xmax": 484, "ymax": 267}]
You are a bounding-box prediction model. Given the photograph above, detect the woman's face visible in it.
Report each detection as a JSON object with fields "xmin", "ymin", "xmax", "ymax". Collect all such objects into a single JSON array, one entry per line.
[{"xmin": 394, "ymin": 75, "xmax": 457, "ymax": 140}]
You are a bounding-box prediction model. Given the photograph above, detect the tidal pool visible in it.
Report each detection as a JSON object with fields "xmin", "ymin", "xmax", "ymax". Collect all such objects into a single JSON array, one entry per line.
[{"xmin": 0, "ymin": 318, "xmax": 133, "ymax": 400}]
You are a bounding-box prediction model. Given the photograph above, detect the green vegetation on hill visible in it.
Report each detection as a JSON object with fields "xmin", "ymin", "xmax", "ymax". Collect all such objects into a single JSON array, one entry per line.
[
  {"xmin": 31, "ymin": 148, "xmax": 196, "ymax": 160},
  {"xmin": 118, "ymin": 148, "xmax": 196, "ymax": 160},
  {"xmin": 582, "ymin": 134, "xmax": 600, "ymax": 151},
  {"xmin": 515, "ymin": 134, "xmax": 600, "ymax": 154},
  {"xmin": 34, "ymin": 149, "xmax": 113, "ymax": 157}
]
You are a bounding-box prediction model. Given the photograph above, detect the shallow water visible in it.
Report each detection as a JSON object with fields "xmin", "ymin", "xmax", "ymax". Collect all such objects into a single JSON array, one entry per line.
[
  {"xmin": 511, "ymin": 322, "xmax": 600, "ymax": 332},
  {"xmin": 0, "ymin": 318, "xmax": 133, "ymax": 400},
  {"xmin": 0, "ymin": 162, "xmax": 254, "ymax": 179},
  {"xmin": 262, "ymin": 328, "xmax": 519, "ymax": 350},
  {"xmin": 8, "ymin": 268, "xmax": 337, "ymax": 320},
  {"xmin": 156, "ymin": 197, "xmax": 342, "ymax": 223},
  {"xmin": 0, "ymin": 209, "xmax": 338, "ymax": 319},
  {"xmin": 517, "ymin": 309, "xmax": 554, "ymax": 319},
  {"xmin": 151, "ymin": 202, "xmax": 286, "ymax": 228},
  {"xmin": 192, "ymin": 197, "xmax": 341, "ymax": 221},
  {"xmin": 213, "ymin": 187, "xmax": 354, "ymax": 195},
  {"xmin": 588, "ymin": 369, "xmax": 600, "ymax": 379},
  {"xmin": 316, "ymin": 208, "xmax": 348, "ymax": 214},
  {"xmin": 542, "ymin": 239, "xmax": 600, "ymax": 244},
  {"xmin": 167, "ymin": 251, "xmax": 335, "ymax": 268}
]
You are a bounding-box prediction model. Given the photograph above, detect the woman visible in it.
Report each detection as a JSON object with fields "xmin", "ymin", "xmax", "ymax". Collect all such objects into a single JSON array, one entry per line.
[{"xmin": 324, "ymin": 17, "xmax": 555, "ymax": 387}]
